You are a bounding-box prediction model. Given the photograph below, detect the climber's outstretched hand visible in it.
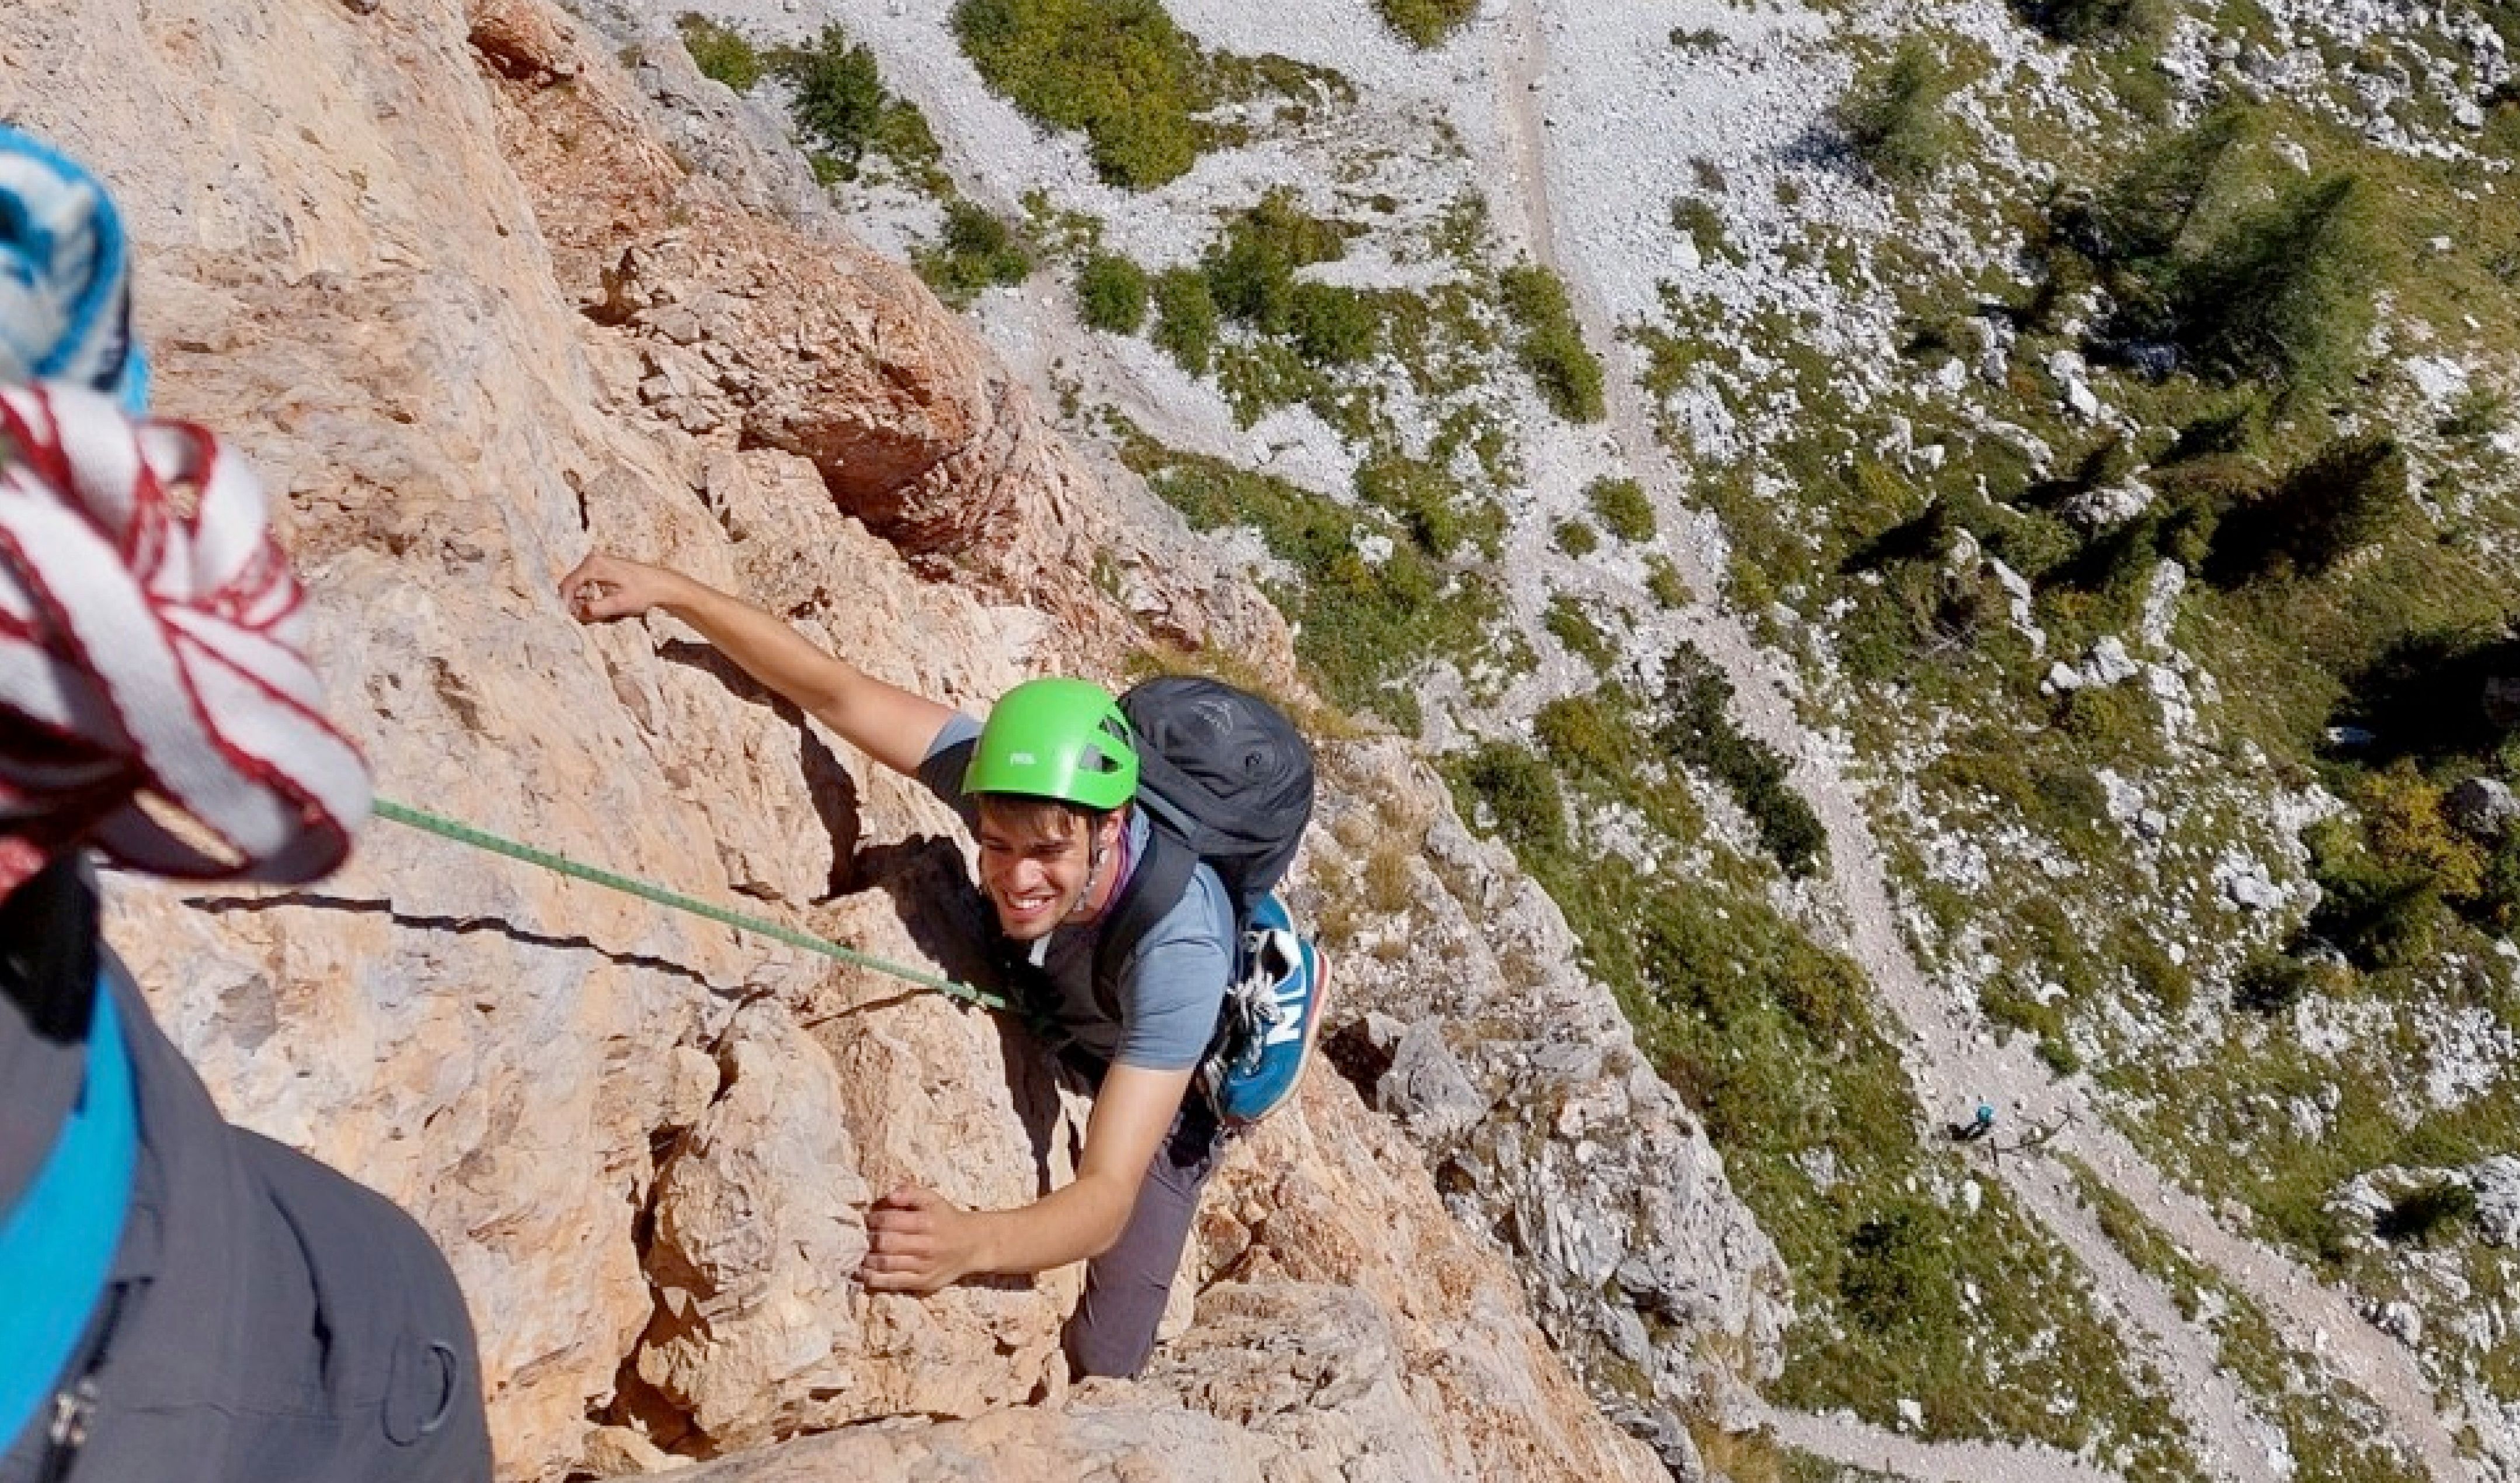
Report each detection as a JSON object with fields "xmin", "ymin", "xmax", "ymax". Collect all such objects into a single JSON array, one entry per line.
[
  {"xmin": 560, "ymin": 552, "xmax": 687, "ymax": 623},
  {"xmin": 861, "ymin": 1185, "xmax": 987, "ymax": 1296}
]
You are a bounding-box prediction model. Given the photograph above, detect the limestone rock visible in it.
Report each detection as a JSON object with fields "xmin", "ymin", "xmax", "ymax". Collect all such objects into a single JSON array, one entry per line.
[
  {"xmin": 2446, "ymin": 777, "xmax": 2520, "ymax": 843},
  {"xmin": 1375, "ymin": 1019, "xmax": 1489, "ymax": 1143},
  {"xmin": 2474, "ymin": 1155, "xmax": 2520, "ymax": 1247}
]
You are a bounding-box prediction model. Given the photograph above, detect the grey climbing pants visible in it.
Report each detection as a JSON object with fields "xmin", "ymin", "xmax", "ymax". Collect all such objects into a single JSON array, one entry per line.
[{"xmin": 1063, "ymin": 1097, "xmax": 1227, "ymax": 1380}]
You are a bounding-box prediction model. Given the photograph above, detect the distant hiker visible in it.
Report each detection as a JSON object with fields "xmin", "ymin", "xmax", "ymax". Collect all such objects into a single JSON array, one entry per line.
[
  {"xmin": 560, "ymin": 552, "xmax": 1325, "ymax": 1379},
  {"xmin": 1951, "ymin": 1099, "xmax": 1996, "ymax": 1143},
  {"xmin": 1, "ymin": 127, "xmax": 489, "ymax": 1482}
]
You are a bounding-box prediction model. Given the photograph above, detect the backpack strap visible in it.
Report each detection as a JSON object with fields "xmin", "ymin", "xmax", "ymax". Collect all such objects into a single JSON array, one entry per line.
[{"xmin": 1088, "ymin": 818, "xmax": 1198, "ymax": 1026}]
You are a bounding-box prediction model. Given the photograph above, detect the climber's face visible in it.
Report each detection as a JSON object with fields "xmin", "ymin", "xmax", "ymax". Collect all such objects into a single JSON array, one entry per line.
[{"xmin": 974, "ymin": 799, "xmax": 1124, "ymax": 942}]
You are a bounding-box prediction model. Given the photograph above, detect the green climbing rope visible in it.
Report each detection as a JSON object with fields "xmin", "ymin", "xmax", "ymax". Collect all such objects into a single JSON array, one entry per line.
[{"xmin": 370, "ymin": 796, "xmax": 1021, "ymax": 1017}]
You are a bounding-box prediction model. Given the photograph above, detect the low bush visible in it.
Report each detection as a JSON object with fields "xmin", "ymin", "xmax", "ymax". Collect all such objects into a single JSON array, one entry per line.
[
  {"xmin": 2009, "ymin": 0, "xmax": 2171, "ymax": 46},
  {"xmin": 2172, "ymin": 173, "xmax": 2379, "ymax": 399},
  {"xmin": 1587, "ymin": 475, "xmax": 1657, "ymax": 543},
  {"xmin": 952, "ymin": 0, "xmax": 1208, "ymax": 189},
  {"xmin": 2206, "ymin": 434, "xmax": 2408, "ymax": 584},
  {"xmin": 1373, "ymin": 0, "xmax": 1477, "ymax": 47},
  {"xmin": 913, "ymin": 201, "xmax": 1033, "ymax": 307},
  {"xmin": 1075, "ymin": 250, "xmax": 1150, "ymax": 333},
  {"xmin": 1661, "ymin": 643, "xmax": 1829, "ymax": 877},
  {"xmin": 2233, "ymin": 952, "xmax": 2315, "ymax": 1015},
  {"xmin": 1456, "ymin": 741, "xmax": 1565, "ymax": 853},
  {"xmin": 1499, "ymin": 263, "xmax": 1605, "ymax": 422},
  {"xmin": 1545, "ymin": 594, "xmax": 1613, "ymax": 666},
  {"xmin": 1289, "ymin": 281, "xmax": 1379, "ymax": 365},
  {"xmin": 1355, "ymin": 453, "xmax": 1494, "ymax": 559},
  {"xmin": 1670, "ymin": 197, "xmax": 1742, "ymax": 265},
  {"xmin": 2375, "ymin": 1180, "xmax": 2476, "ymax": 1246},
  {"xmin": 1554, "ymin": 519, "xmax": 1599, "ymax": 558},
  {"xmin": 768, "ymin": 25, "xmax": 944, "ymax": 186},
  {"xmin": 1536, "ymin": 691, "xmax": 1634, "ymax": 780},
  {"xmin": 1835, "ymin": 38, "xmax": 1958, "ymax": 185},
  {"xmin": 1150, "ymin": 269, "xmax": 1219, "ymax": 374},
  {"xmin": 679, "ymin": 13, "xmax": 765, "ymax": 90},
  {"xmin": 1204, "ymin": 190, "xmax": 1351, "ymax": 335}
]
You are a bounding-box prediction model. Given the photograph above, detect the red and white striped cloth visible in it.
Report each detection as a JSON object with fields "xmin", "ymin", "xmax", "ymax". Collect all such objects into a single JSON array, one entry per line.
[{"xmin": 0, "ymin": 381, "xmax": 368, "ymax": 896}]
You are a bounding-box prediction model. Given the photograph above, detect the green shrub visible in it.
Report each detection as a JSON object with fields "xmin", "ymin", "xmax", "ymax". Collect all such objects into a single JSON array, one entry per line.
[
  {"xmin": 679, "ymin": 13, "xmax": 765, "ymax": 90},
  {"xmin": 914, "ymin": 201, "xmax": 1034, "ymax": 308},
  {"xmin": 777, "ymin": 25, "xmax": 887, "ymax": 162},
  {"xmin": 2234, "ymin": 952, "xmax": 2316, "ymax": 1015},
  {"xmin": 1373, "ymin": 0, "xmax": 1477, "ymax": 47},
  {"xmin": 1839, "ymin": 1203, "xmax": 1960, "ymax": 1335},
  {"xmin": 2009, "ymin": 0, "xmax": 2171, "ymax": 46},
  {"xmin": 1587, "ymin": 476, "xmax": 1656, "ymax": 543},
  {"xmin": 1545, "ymin": 594, "xmax": 1613, "ymax": 666},
  {"xmin": 1661, "ymin": 643, "xmax": 1829, "ymax": 877},
  {"xmin": 1670, "ymin": 196, "xmax": 1744, "ymax": 265},
  {"xmin": 1203, "ymin": 190, "xmax": 1351, "ymax": 335},
  {"xmin": 1646, "ymin": 555, "xmax": 1691, "ymax": 607},
  {"xmin": 952, "ymin": 0, "xmax": 1207, "ymax": 189},
  {"xmin": 1123, "ymin": 433, "xmax": 1497, "ymax": 731},
  {"xmin": 1150, "ymin": 268, "xmax": 1219, "ymax": 374},
  {"xmin": 1289, "ymin": 282, "xmax": 1379, "ymax": 365},
  {"xmin": 2173, "ymin": 173, "xmax": 2379, "ymax": 398},
  {"xmin": 1457, "ymin": 741, "xmax": 1565, "ymax": 852},
  {"xmin": 1554, "ymin": 518, "xmax": 1600, "ymax": 558},
  {"xmin": 2064, "ymin": 103, "xmax": 2253, "ymax": 269},
  {"xmin": 2301, "ymin": 815, "xmax": 2442, "ymax": 971},
  {"xmin": 1536, "ymin": 692, "xmax": 1634, "ymax": 779},
  {"xmin": 1835, "ymin": 38, "xmax": 1958, "ymax": 185},
  {"xmin": 2375, "ymin": 1181, "xmax": 2476, "ymax": 1246},
  {"xmin": 1499, "ymin": 264, "xmax": 1605, "ymax": 422},
  {"xmin": 2441, "ymin": 387, "xmax": 2509, "ymax": 440},
  {"xmin": 1075, "ymin": 250, "xmax": 1150, "ymax": 333},
  {"xmin": 1356, "ymin": 453, "xmax": 1491, "ymax": 558},
  {"xmin": 2206, "ymin": 434, "xmax": 2408, "ymax": 583},
  {"xmin": 768, "ymin": 24, "xmax": 943, "ymax": 186}
]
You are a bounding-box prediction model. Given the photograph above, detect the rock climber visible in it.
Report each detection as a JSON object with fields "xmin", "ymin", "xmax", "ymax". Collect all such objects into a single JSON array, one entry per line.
[
  {"xmin": 559, "ymin": 552, "xmax": 1243, "ymax": 1379},
  {"xmin": 0, "ymin": 124, "xmax": 489, "ymax": 1481}
]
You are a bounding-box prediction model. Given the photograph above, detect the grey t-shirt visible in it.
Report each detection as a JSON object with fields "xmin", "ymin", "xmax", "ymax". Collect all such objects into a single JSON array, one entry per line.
[{"xmin": 919, "ymin": 714, "xmax": 1232, "ymax": 1072}]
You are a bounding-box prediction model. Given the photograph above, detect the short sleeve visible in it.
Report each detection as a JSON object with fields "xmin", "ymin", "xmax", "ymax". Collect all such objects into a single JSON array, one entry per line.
[
  {"xmin": 1109, "ymin": 864, "xmax": 1234, "ymax": 1073},
  {"xmin": 916, "ymin": 712, "xmax": 985, "ymax": 832}
]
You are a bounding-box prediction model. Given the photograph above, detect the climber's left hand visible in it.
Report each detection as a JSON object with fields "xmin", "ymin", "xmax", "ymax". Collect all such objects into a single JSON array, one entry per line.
[{"xmin": 859, "ymin": 1185, "xmax": 987, "ymax": 1294}]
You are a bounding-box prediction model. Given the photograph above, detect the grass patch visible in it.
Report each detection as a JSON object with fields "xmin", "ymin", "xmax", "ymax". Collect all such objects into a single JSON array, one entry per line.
[
  {"xmin": 1119, "ymin": 427, "xmax": 1503, "ymax": 732},
  {"xmin": 1587, "ymin": 475, "xmax": 1657, "ymax": 544},
  {"xmin": 1836, "ymin": 37, "xmax": 1960, "ymax": 186},
  {"xmin": 678, "ymin": 13, "xmax": 764, "ymax": 90},
  {"xmin": 1499, "ymin": 263, "xmax": 1604, "ymax": 422},
  {"xmin": 1373, "ymin": 0, "xmax": 1477, "ymax": 48},
  {"xmin": 913, "ymin": 200, "xmax": 1034, "ymax": 308}
]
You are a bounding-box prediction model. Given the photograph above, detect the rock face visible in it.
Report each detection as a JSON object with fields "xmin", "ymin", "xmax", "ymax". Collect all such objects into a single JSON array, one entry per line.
[
  {"xmin": 1, "ymin": 0, "xmax": 1774, "ymax": 1478},
  {"xmin": 1304, "ymin": 742, "xmax": 1794, "ymax": 1429}
]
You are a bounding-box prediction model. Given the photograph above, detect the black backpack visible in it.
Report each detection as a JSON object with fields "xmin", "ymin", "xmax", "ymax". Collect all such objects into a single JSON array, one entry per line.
[{"xmin": 1088, "ymin": 676, "xmax": 1315, "ymax": 1019}]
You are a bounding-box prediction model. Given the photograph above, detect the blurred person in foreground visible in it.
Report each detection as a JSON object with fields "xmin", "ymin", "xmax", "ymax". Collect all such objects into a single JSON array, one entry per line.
[{"xmin": 0, "ymin": 124, "xmax": 490, "ymax": 1481}]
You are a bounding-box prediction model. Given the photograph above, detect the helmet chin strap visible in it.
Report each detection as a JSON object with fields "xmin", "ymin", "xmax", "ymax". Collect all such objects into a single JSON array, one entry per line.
[{"xmin": 1060, "ymin": 814, "xmax": 1121, "ymax": 926}]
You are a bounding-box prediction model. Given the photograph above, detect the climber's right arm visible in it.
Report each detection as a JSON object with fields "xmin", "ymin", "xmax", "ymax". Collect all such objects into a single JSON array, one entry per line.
[{"xmin": 561, "ymin": 552, "xmax": 952, "ymax": 777}]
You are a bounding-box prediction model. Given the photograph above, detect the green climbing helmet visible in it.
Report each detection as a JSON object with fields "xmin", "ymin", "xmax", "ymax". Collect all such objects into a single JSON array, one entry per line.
[{"xmin": 965, "ymin": 678, "xmax": 1140, "ymax": 812}]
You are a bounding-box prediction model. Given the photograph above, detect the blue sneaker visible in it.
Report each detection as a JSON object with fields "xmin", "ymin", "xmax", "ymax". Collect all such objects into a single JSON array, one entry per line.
[{"xmin": 1203, "ymin": 892, "xmax": 1328, "ymax": 1127}]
